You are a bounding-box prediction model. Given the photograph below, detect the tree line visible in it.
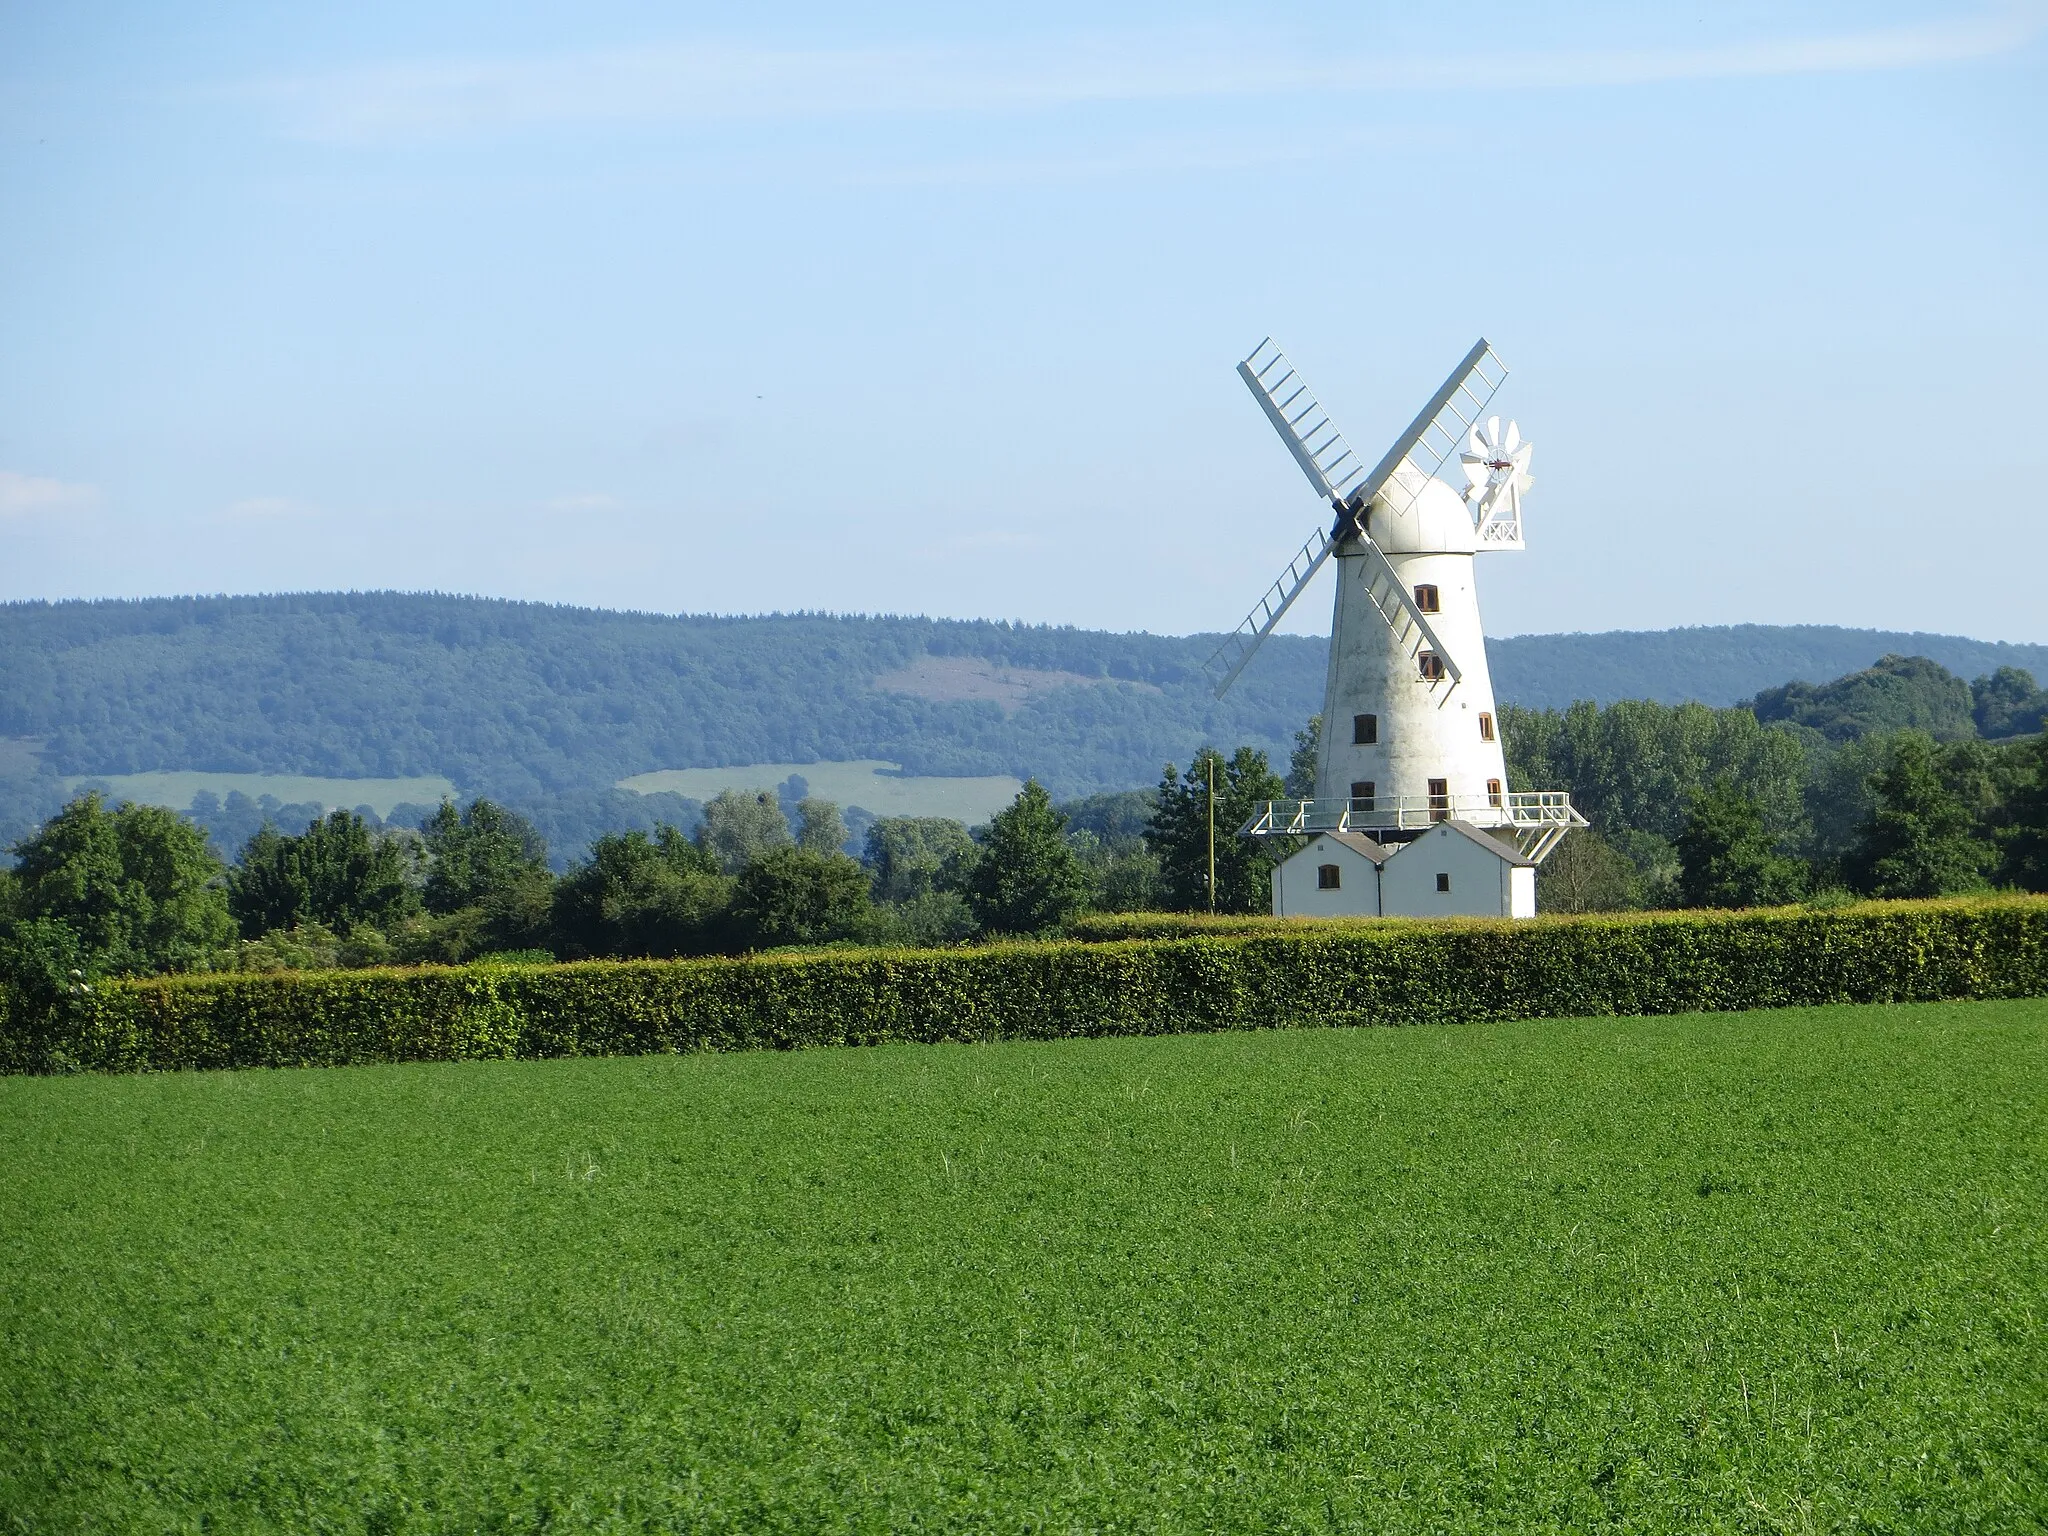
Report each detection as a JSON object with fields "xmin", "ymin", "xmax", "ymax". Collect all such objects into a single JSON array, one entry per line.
[
  {"xmin": 5, "ymin": 652, "xmax": 2047, "ymax": 998},
  {"xmin": 0, "ymin": 746, "xmax": 1289, "ymax": 994}
]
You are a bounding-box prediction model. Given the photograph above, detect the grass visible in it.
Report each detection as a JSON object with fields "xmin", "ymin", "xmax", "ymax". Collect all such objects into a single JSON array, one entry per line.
[{"xmin": 2, "ymin": 1001, "xmax": 2044, "ymax": 1533}]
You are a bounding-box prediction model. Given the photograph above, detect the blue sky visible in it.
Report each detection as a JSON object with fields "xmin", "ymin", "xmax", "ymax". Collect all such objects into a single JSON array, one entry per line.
[{"xmin": 2, "ymin": 2, "xmax": 2043, "ymax": 642}]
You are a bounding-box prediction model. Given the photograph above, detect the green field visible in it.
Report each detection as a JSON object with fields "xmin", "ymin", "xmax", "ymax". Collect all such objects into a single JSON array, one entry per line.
[
  {"xmin": 3, "ymin": 1002, "xmax": 2044, "ymax": 1532},
  {"xmin": 617, "ymin": 759, "xmax": 1023, "ymax": 823},
  {"xmin": 63, "ymin": 769, "xmax": 458, "ymax": 816}
]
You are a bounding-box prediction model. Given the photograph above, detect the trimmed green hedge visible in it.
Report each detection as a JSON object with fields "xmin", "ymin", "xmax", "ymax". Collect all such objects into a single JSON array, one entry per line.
[{"xmin": 6, "ymin": 897, "xmax": 2046, "ymax": 1075}]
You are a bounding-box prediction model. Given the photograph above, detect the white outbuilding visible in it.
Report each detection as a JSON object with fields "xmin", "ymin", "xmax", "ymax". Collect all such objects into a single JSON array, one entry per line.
[{"xmin": 1272, "ymin": 820, "xmax": 1536, "ymax": 920}]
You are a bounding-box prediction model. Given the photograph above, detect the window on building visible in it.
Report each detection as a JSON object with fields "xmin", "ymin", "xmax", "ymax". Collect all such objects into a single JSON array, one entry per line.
[
  {"xmin": 1428, "ymin": 777, "xmax": 1449, "ymax": 821},
  {"xmin": 1478, "ymin": 711, "xmax": 1495, "ymax": 741},
  {"xmin": 1487, "ymin": 777, "xmax": 1503, "ymax": 807},
  {"xmin": 1349, "ymin": 780, "xmax": 1375, "ymax": 808},
  {"xmin": 1414, "ymin": 583, "xmax": 1440, "ymax": 613},
  {"xmin": 1352, "ymin": 713, "xmax": 1377, "ymax": 744},
  {"xmin": 1436, "ymin": 873, "xmax": 1451, "ymax": 893},
  {"xmin": 1418, "ymin": 652, "xmax": 1445, "ymax": 682},
  {"xmin": 1317, "ymin": 863, "xmax": 1342, "ymax": 890}
]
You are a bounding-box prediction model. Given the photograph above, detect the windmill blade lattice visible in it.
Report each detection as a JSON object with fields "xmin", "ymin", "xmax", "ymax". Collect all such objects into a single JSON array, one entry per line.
[
  {"xmin": 1205, "ymin": 339, "xmax": 1511, "ymax": 698},
  {"xmin": 1236, "ymin": 342, "xmax": 1372, "ymax": 506}
]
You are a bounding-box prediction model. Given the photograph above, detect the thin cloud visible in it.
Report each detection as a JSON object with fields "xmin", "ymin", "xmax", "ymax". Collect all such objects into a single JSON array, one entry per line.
[
  {"xmin": 221, "ymin": 495, "xmax": 317, "ymax": 520},
  {"xmin": 250, "ymin": 8, "xmax": 2047, "ymax": 143},
  {"xmin": 0, "ymin": 471, "xmax": 98, "ymax": 518}
]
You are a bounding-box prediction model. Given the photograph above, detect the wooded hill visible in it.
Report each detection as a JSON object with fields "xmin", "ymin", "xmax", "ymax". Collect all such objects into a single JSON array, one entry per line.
[{"xmin": 3, "ymin": 593, "xmax": 2044, "ymax": 851}]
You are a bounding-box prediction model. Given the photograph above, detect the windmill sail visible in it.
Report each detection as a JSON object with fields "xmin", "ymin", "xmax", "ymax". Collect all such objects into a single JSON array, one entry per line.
[
  {"xmin": 1208, "ymin": 338, "xmax": 1509, "ymax": 698},
  {"xmin": 1355, "ymin": 535, "xmax": 1462, "ymax": 688},
  {"xmin": 1361, "ymin": 339, "xmax": 1509, "ymax": 521},
  {"xmin": 1237, "ymin": 342, "xmax": 1373, "ymax": 506},
  {"xmin": 1202, "ymin": 526, "xmax": 1338, "ymax": 697}
]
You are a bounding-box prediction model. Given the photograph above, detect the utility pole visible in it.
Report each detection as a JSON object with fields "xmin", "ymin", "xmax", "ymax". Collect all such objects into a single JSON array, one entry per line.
[{"xmin": 1207, "ymin": 755, "xmax": 1216, "ymax": 915}]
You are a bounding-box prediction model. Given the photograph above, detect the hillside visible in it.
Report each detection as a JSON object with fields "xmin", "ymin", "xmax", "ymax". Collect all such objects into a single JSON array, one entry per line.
[{"xmin": 3, "ymin": 593, "xmax": 2044, "ymax": 851}]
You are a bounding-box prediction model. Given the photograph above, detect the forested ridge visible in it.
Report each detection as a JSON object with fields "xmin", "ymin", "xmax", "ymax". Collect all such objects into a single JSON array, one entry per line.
[
  {"xmin": 0, "ymin": 593, "xmax": 1323, "ymax": 798},
  {"xmin": 4, "ymin": 593, "xmax": 2046, "ymax": 861}
]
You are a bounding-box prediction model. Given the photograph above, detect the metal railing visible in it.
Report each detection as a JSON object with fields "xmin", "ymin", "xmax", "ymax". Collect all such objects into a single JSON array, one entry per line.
[{"xmin": 1237, "ymin": 792, "xmax": 1586, "ymax": 862}]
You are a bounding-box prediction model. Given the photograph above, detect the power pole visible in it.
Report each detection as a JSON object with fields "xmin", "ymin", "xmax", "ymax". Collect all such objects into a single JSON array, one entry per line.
[{"xmin": 1207, "ymin": 755, "xmax": 1216, "ymax": 915}]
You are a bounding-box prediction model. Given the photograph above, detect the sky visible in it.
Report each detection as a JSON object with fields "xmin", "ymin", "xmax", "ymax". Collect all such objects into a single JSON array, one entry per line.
[{"xmin": 2, "ymin": 1, "xmax": 2044, "ymax": 642}]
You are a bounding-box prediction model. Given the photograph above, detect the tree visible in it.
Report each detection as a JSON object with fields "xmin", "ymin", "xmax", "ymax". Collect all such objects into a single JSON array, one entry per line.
[
  {"xmin": 1845, "ymin": 732, "xmax": 1992, "ymax": 898},
  {"xmin": 794, "ymin": 798, "xmax": 849, "ymax": 856},
  {"xmin": 1147, "ymin": 747, "xmax": 1287, "ymax": 914},
  {"xmin": 1536, "ymin": 830, "xmax": 1640, "ymax": 914},
  {"xmin": 1973, "ymin": 666, "xmax": 2048, "ymax": 739},
  {"xmin": 421, "ymin": 798, "xmax": 549, "ymax": 913},
  {"xmin": 696, "ymin": 789, "xmax": 791, "ymax": 874},
  {"xmin": 229, "ymin": 811, "xmax": 418, "ymax": 937},
  {"xmin": 230, "ymin": 811, "xmax": 417, "ymax": 946},
  {"xmin": 1284, "ymin": 714, "xmax": 1322, "ymax": 799},
  {"xmin": 1674, "ymin": 778, "xmax": 1805, "ymax": 908},
  {"xmin": 964, "ymin": 781, "xmax": 1092, "ymax": 935},
  {"xmin": 10, "ymin": 793, "xmax": 234, "ymax": 974},
  {"xmin": 864, "ymin": 817, "xmax": 978, "ymax": 903},
  {"xmin": 730, "ymin": 848, "xmax": 872, "ymax": 948},
  {"xmin": 550, "ymin": 826, "xmax": 732, "ymax": 958},
  {"xmin": 2003, "ymin": 733, "xmax": 2048, "ymax": 892}
]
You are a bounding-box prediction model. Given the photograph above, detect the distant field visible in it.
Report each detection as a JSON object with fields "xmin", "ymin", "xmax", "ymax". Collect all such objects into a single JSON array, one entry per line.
[
  {"xmin": 619, "ymin": 758, "xmax": 1023, "ymax": 822},
  {"xmin": 64, "ymin": 769, "xmax": 458, "ymax": 815},
  {"xmin": 3, "ymin": 1000, "xmax": 2042, "ymax": 1531}
]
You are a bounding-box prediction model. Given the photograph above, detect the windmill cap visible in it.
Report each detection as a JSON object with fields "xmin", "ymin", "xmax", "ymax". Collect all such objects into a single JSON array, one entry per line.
[{"xmin": 1367, "ymin": 463, "xmax": 1475, "ymax": 554}]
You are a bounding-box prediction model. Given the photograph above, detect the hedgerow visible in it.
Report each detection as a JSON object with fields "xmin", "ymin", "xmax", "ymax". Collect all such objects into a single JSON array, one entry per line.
[{"xmin": 5, "ymin": 897, "xmax": 2045, "ymax": 1074}]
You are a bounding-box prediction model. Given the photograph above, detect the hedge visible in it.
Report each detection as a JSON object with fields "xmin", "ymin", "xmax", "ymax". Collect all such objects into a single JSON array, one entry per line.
[{"xmin": 5, "ymin": 897, "xmax": 2046, "ymax": 1075}]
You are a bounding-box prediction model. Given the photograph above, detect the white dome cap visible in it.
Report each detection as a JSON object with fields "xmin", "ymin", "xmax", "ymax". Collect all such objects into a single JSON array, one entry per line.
[{"xmin": 1366, "ymin": 463, "xmax": 1475, "ymax": 554}]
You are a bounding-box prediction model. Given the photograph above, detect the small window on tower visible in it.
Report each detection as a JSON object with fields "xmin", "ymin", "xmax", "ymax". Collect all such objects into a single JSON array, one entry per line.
[
  {"xmin": 1352, "ymin": 713, "xmax": 1378, "ymax": 744},
  {"xmin": 1436, "ymin": 873, "xmax": 1451, "ymax": 893},
  {"xmin": 1414, "ymin": 584, "xmax": 1440, "ymax": 613},
  {"xmin": 1349, "ymin": 780, "xmax": 1375, "ymax": 808},
  {"xmin": 1317, "ymin": 863, "xmax": 1342, "ymax": 890},
  {"xmin": 1487, "ymin": 778, "xmax": 1503, "ymax": 807},
  {"xmin": 1478, "ymin": 711, "xmax": 1495, "ymax": 742},
  {"xmin": 1418, "ymin": 652, "xmax": 1445, "ymax": 682},
  {"xmin": 1428, "ymin": 777, "xmax": 1450, "ymax": 821}
]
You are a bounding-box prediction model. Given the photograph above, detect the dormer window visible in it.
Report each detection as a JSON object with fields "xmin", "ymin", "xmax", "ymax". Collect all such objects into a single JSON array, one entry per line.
[{"xmin": 1414, "ymin": 584, "xmax": 1440, "ymax": 613}]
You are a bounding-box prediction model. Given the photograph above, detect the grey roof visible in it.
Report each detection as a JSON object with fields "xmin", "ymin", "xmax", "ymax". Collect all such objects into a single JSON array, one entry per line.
[
  {"xmin": 1438, "ymin": 819, "xmax": 1537, "ymax": 868},
  {"xmin": 1314, "ymin": 829, "xmax": 1392, "ymax": 864}
]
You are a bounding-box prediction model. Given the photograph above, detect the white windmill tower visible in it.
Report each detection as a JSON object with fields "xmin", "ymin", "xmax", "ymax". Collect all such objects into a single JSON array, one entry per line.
[{"xmin": 1212, "ymin": 338, "xmax": 1585, "ymax": 919}]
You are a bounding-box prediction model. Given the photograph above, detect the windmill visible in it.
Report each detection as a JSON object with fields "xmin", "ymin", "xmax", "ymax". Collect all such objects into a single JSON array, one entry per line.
[{"xmin": 1215, "ymin": 338, "xmax": 1583, "ymax": 896}]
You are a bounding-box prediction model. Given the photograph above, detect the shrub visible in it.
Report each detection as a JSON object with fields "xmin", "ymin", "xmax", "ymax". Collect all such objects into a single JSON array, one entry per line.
[{"xmin": 8, "ymin": 897, "xmax": 2043, "ymax": 1076}]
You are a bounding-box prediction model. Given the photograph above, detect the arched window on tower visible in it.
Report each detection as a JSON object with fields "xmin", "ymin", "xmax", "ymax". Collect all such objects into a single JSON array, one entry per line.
[{"xmin": 1478, "ymin": 712, "xmax": 1495, "ymax": 741}]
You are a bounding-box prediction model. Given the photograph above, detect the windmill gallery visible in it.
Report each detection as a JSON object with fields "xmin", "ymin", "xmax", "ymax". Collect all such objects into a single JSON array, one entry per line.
[{"xmin": 1208, "ymin": 338, "xmax": 1585, "ymax": 919}]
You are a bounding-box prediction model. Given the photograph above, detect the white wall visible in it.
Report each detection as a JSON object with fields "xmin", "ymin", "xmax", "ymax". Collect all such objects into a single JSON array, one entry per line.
[
  {"xmin": 1378, "ymin": 824, "xmax": 1521, "ymax": 919},
  {"xmin": 1315, "ymin": 482, "xmax": 1512, "ymax": 818},
  {"xmin": 1272, "ymin": 835, "xmax": 1382, "ymax": 917}
]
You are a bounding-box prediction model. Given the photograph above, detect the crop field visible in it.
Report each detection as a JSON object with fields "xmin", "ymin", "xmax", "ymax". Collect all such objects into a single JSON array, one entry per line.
[{"xmin": 3, "ymin": 1000, "xmax": 2044, "ymax": 1533}]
